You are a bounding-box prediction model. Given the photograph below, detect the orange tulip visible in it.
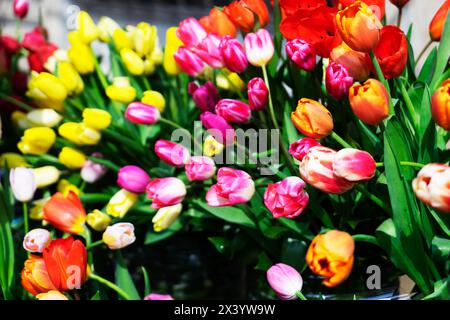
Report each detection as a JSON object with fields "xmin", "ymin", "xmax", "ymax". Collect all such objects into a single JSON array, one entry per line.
[
  {"xmin": 43, "ymin": 237, "xmax": 88, "ymax": 292},
  {"xmin": 349, "ymin": 79, "xmax": 389, "ymax": 125},
  {"xmin": 21, "ymin": 255, "xmax": 57, "ymax": 296},
  {"xmin": 431, "ymin": 79, "xmax": 450, "ymax": 130},
  {"xmin": 200, "ymin": 8, "xmax": 237, "ymax": 38},
  {"xmin": 430, "ymin": 0, "xmax": 450, "ymax": 41},
  {"xmin": 336, "ymin": 1, "xmax": 382, "ymax": 52},
  {"xmin": 43, "ymin": 191, "xmax": 87, "ymax": 234},
  {"xmin": 306, "ymin": 230, "xmax": 355, "ymax": 287},
  {"xmin": 330, "ymin": 42, "xmax": 370, "ymax": 81},
  {"xmin": 225, "ymin": 0, "xmax": 269, "ymax": 33},
  {"xmin": 291, "ymin": 98, "xmax": 334, "ymax": 139}
]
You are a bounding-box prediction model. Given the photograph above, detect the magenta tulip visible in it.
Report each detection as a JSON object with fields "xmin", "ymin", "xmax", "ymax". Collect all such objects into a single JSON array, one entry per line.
[
  {"xmin": 247, "ymin": 77, "xmax": 268, "ymax": 111},
  {"xmin": 174, "ymin": 47, "xmax": 205, "ymax": 77},
  {"xmin": 200, "ymin": 112, "xmax": 236, "ymax": 146},
  {"xmin": 195, "ymin": 34, "xmax": 223, "ymax": 69},
  {"xmin": 215, "ymin": 99, "xmax": 252, "ymax": 124},
  {"xmin": 13, "ymin": 0, "xmax": 29, "ymax": 19},
  {"xmin": 185, "ymin": 156, "xmax": 216, "ymax": 181},
  {"xmin": 325, "ymin": 62, "xmax": 354, "ymax": 101},
  {"xmin": 154, "ymin": 140, "xmax": 190, "ymax": 168},
  {"xmin": 188, "ymin": 81, "xmax": 219, "ymax": 112},
  {"xmin": 144, "ymin": 293, "xmax": 174, "ymax": 301},
  {"xmin": 285, "ymin": 39, "xmax": 317, "ymax": 72},
  {"xmin": 219, "ymin": 36, "xmax": 248, "ymax": 73},
  {"xmin": 333, "ymin": 148, "xmax": 376, "ymax": 182},
  {"xmin": 146, "ymin": 177, "xmax": 187, "ymax": 209},
  {"xmin": 289, "ymin": 138, "xmax": 321, "ymax": 162},
  {"xmin": 177, "ymin": 17, "xmax": 207, "ymax": 47},
  {"xmin": 125, "ymin": 102, "xmax": 161, "ymax": 125},
  {"xmin": 117, "ymin": 165, "xmax": 151, "ymax": 194}
]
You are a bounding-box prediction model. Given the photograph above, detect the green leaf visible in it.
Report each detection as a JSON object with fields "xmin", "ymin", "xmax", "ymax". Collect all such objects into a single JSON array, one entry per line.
[
  {"xmin": 255, "ymin": 251, "xmax": 273, "ymax": 271},
  {"xmin": 432, "ymin": 237, "xmax": 450, "ymax": 261},
  {"xmin": 140, "ymin": 266, "xmax": 151, "ymax": 297},
  {"xmin": 282, "ymin": 238, "xmax": 308, "ymax": 272},
  {"xmin": 144, "ymin": 219, "xmax": 183, "ymax": 245},
  {"xmin": 209, "ymin": 237, "xmax": 229, "ymax": 254},
  {"xmin": 115, "ymin": 252, "xmax": 141, "ymax": 300},
  {"xmin": 91, "ymin": 291, "xmax": 101, "ymax": 300},
  {"xmin": 193, "ymin": 200, "xmax": 256, "ymax": 229},
  {"xmin": 418, "ymin": 47, "xmax": 437, "ymax": 84}
]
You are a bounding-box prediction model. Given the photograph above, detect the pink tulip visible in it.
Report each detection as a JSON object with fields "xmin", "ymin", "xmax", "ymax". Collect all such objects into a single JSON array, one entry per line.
[
  {"xmin": 333, "ymin": 148, "xmax": 376, "ymax": 182},
  {"xmin": 247, "ymin": 77, "xmax": 268, "ymax": 111},
  {"xmin": 144, "ymin": 293, "xmax": 174, "ymax": 301},
  {"xmin": 264, "ymin": 177, "xmax": 309, "ymax": 219},
  {"xmin": 195, "ymin": 34, "xmax": 223, "ymax": 69},
  {"xmin": 200, "ymin": 112, "xmax": 236, "ymax": 146},
  {"xmin": 13, "ymin": 0, "xmax": 29, "ymax": 19},
  {"xmin": 206, "ymin": 168, "xmax": 255, "ymax": 207},
  {"xmin": 117, "ymin": 165, "xmax": 151, "ymax": 194},
  {"xmin": 326, "ymin": 62, "xmax": 354, "ymax": 101},
  {"xmin": 188, "ymin": 81, "xmax": 219, "ymax": 112},
  {"xmin": 154, "ymin": 140, "xmax": 190, "ymax": 168},
  {"xmin": 267, "ymin": 263, "xmax": 303, "ymax": 300},
  {"xmin": 81, "ymin": 152, "xmax": 108, "ymax": 184},
  {"xmin": 219, "ymin": 36, "xmax": 248, "ymax": 73},
  {"xmin": 125, "ymin": 102, "xmax": 161, "ymax": 125},
  {"xmin": 185, "ymin": 156, "xmax": 216, "ymax": 181},
  {"xmin": 177, "ymin": 17, "xmax": 207, "ymax": 47},
  {"xmin": 215, "ymin": 99, "xmax": 252, "ymax": 124},
  {"xmin": 289, "ymin": 138, "xmax": 321, "ymax": 162},
  {"xmin": 146, "ymin": 177, "xmax": 187, "ymax": 209},
  {"xmin": 412, "ymin": 164, "xmax": 450, "ymax": 213},
  {"xmin": 285, "ymin": 39, "xmax": 316, "ymax": 72},
  {"xmin": 244, "ymin": 29, "xmax": 274, "ymax": 67},
  {"xmin": 300, "ymin": 146, "xmax": 355, "ymax": 194},
  {"xmin": 174, "ymin": 47, "xmax": 205, "ymax": 77}
]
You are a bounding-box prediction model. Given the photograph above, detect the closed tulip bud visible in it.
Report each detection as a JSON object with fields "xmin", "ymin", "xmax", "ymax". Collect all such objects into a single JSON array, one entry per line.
[
  {"xmin": 431, "ymin": 80, "xmax": 450, "ymax": 130},
  {"xmin": 97, "ymin": 16, "xmax": 120, "ymax": 43},
  {"xmin": 77, "ymin": 11, "xmax": 99, "ymax": 44},
  {"xmin": 18, "ymin": 127, "xmax": 56, "ymax": 155},
  {"xmin": 285, "ymin": 39, "xmax": 317, "ymax": 72},
  {"xmin": 57, "ymin": 179, "xmax": 81, "ymax": 197},
  {"xmin": 264, "ymin": 177, "xmax": 309, "ymax": 219},
  {"xmin": 125, "ymin": 102, "xmax": 161, "ymax": 125},
  {"xmin": 143, "ymin": 58, "xmax": 156, "ymax": 75},
  {"xmin": 58, "ymin": 147, "xmax": 87, "ymax": 169},
  {"xmin": 219, "ymin": 36, "xmax": 248, "ymax": 73},
  {"xmin": 244, "ymin": 29, "xmax": 274, "ymax": 67},
  {"xmin": 112, "ymin": 28, "xmax": 133, "ymax": 52},
  {"xmin": 26, "ymin": 72, "xmax": 67, "ymax": 111},
  {"xmin": 57, "ymin": 62, "xmax": 84, "ymax": 95},
  {"xmin": 86, "ymin": 210, "xmax": 112, "ymax": 232},
  {"xmin": 412, "ymin": 164, "xmax": 450, "ymax": 213},
  {"xmin": 33, "ymin": 166, "xmax": 61, "ymax": 189},
  {"xmin": 82, "ymin": 108, "xmax": 112, "ymax": 130},
  {"xmin": 188, "ymin": 81, "xmax": 220, "ymax": 112},
  {"xmin": 23, "ymin": 229, "xmax": 51, "ymax": 253},
  {"xmin": 389, "ymin": 0, "xmax": 409, "ymax": 9},
  {"xmin": 43, "ymin": 192, "xmax": 86, "ymax": 234},
  {"xmin": 36, "ymin": 291, "xmax": 68, "ymax": 300},
  {"xmin": 120, "ymin": 48, "xmax": 145, "ymax": 76},
  {"xmin": 203, "ymin": 135, "xmax": 225, "ymax": 157},
  {"xmin": 11, "ymin": 111, "xmax": 31, "ymax": 129},
  {"xmin": 26, "ymin": 109, "xmax": 62, "ymax": 127},
  {"xmin": 155, "ymin": 140, "xmax": 190, "ymax": 168},
  {"xmin": 164, "ymin": 27, "xmax": 184, "ymax": 76},
  {"xmin": 10, "ymin": 167, "xmax": 36, "ymax": 202},
  {"xmin": 215, "ymin": 99, "xmax": 252, "ymax": 124},
  {"xmin": 195, "ymin": 34, "xmax": 224, "ymax": 69},
  {"xmin": 216, "ymin": 72, "xmax": 245, "ymax": 93},
  {"xmin": 333, "ymin": 148, "xmax": 376, "ymax": 182},
  {"xmin": 106, "ymin": 77, "xmax": 137, "ymax": 104},
  {"xmin": 336, "ymin": 1, "xmax": 382, "ymax": 52},
  {"xmin": 144, "ymin": 293, "xmax": 174, "ymax": 300},
  {"xmin": 117, "ymin": 165, "xmax": 151, "ymax": 193},
  {"xmin": 103, "ymin": 223, "xmax": 136, "ymax": 250},
  {"xmin": 59, "ymin": 122, "xmax": 101, "ymax": 146},
  {"xmin": 247, "ymin": 77, "xmax": 269, "ymax": 111},
  {"xmin": 177, "ymin": 17, "xmax": 207, "ymax": 47},
  {"xmin": 0, "ymin": 153, "xmax": 29, "ymax": 168},
  {"xmin": 306, "ymin": 230, "xmax": 355, "ymax": 287},
  {"xmin": 185, "ymin": 156, "xmax": 216, "ymax": 181},
  {"xmin": 326, "ymin": 62, "xmax": 354, "ymax": 101},
  {"xmin": 349, "ymin": 79, "xmax": 389, "ymax": 126},
  {"xmin": 267, "ymin": 263, "xmax": 303, "ymax": 300},
  {"xmin": 289, "ymin": 138, "xmax": 321, "ymax": 162},
  {"xmin": 153, "ymin": 204, "xmax": 183, "ymax": 232},
  {"xmin": 430, "ymin": 0, "xmax": 450, "ymax": 41},
  {"xmin": 21, "ymin": 255, "xmax": 56, "ymax": 296},
  {"xmin": 300, "ymin": 146, "xmax": 355, "ymax": 194},
  {"xmin": 200, "ymin": 112, "xmax": 236, "ymax": 146},
  {"xmin": 330, "ymin": 43, "xmax": 370, "ymax": 82},
  {"xmin": 146, "ymin": 178, "xmax": 187, "ymax": 209},
  {"xmin": 133, "ymin": 22, "xmax": 157, "ymax": 57},
  {"xmin": 174, "ymin": 47, "xmax": 206, "ymax": 77},
  {"xmin": 13, "ymin": 0, "xmax": 29, "ymax": 19},
  {"xmin": 68, "ymin": 43, "xmax": 95, "ymax": 74},
  {"xmin": 200, "ymin": 8, "xmax": 237, "ymax": 38},
  {"xmin": 106, "ymin": 189, "xmax": 138, "ymax": 218},
  {"xmin": 224, "ymin": 2, "xmax": 255, "ymax": 33},
  {"xmin": 206, "ymin": 168, "xmax": 255, "ymax": 207},
  {"xmin": 291, "ymin": 98, "xmax": 334, "ymax": 139},
  {"xmin": 81, "ymin": 153, "xmax": 108, "ymax": 183},
  {"xmin": 141, "ymin": 90, "xmax": 166, "ymax": 113}
]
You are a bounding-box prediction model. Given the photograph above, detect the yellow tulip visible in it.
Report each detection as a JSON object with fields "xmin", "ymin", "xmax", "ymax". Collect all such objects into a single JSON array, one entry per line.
[
  {"xmin": 143, "ymin": 58, "xmax": 156, "ymax": 75},
  {"xmin": 152, "ymin": 204, "xmax": 182, "ymax": 232},
  {"xmin": 163, "ymin": 27, "xmax": 183, "ymax": 76},
  {"xmin": 77, "ymin": 11, "xmax": 99, "ymax": 44},
  {"xmin": 58, "ymin": 62, "xmax": 84, "ymax": 95},
  {"xmin": 26, "ymin": 109, "xmax": 63, "ymax": 127},
  {"xmin": 133, "ymin": 22, "xmax": 157, "ymax": 57},
  {"xmin": 106, "ymin": 189, "xmax": 138, "ymax": 218},
  {"xmin": 30, "ymin": 197, "xmax": 50, "ymax": 220},
  {"xmin": 58, "ymin": 147, "xmax": 87, "ymax": 169},
  {"xmin": 18, "ymin": 127, "xmax": 56, "ymax": 155},
  {"xmin": 11, "ymin": 111, "xmax": 31, "ymax": 129},
  {"xmin": 149, "ymin": 44, "xmax": 164, "ymax": 66},
  {"xmin": 113, "ymin": 28, "xmax": 133, "ymax": 52},
  {"xmin": 26, "ymin": 72, "xmax": 67, "ymax": 112},
  {"xmin": 0, "ymin": 153, "xmax": 29, "ymax": 168},
  {"xmin": 106, "ymin": 77, "xmax": 136, "ymax": 103},
  {"xmin": 82, "ymin": 108, "xmax": 112, "ymax": 130},
  {"xmin": 203, "ymin": 135, "xmax": 225, "ymax": 157},
  {"xmin": 33, "ymin": 166, "xmax": 61, "ymax": 188},
  {"xmin": 68, "ymin": 31, "xmax": 84, "ymax": 47},
  {"xmin": 86, "ymin": 210, "xmax": 112, "ymax": 232},
  {"xmin": 58, "ymin": 122, "xmax": 101, "ymax": 146},
  {"xmin": 57, "ymin": 179, "xmax": 81, "ymax": 196},
  {"xmin": 44, "ymin": 49, "xmax": 70, "ymax": 74},
  {"xmin": 141, "ymin": 90, "xmax": 166, "ymax": 113},
  {"xmin": 120, "ymin": 48, "xmax": 145, "ymax": 76},
  {"xmin": 97, "ymin": 16, "xmax": 120, "ymax": 43},
  {"xmin": 68, "ymin": 43, "xmax": 95, "ymax": 75},
  {"xmin": 216, "ymin": 71, "xmax": 245, "ymax": 93}
]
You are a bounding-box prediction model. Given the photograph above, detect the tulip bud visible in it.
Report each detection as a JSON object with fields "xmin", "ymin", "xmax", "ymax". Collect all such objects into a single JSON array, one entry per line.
[
  {"xmin": 219, "ymin": 36, "xmax": 248, "ymax": 73},
  {"xmin": 174, "ymin": 47, "xmax": 205, "ymax": 77},
  {"xmin": 177, "ymin": 17, "xmax": 207, "ymax": 47},
  {"xmin": 330, "ymin": 43, "xmax": 370, "ymax": 82},
  {"xmin": 23, "ymin": 229, "xmax": 51, "ymax": 253},
  {"xmin": 21, "ymin": 255, "xmax": 56, "ymax": 296},
  {"xmin": 200, "ymin": 8, "xmax": 237, "ymax": 38},
  {"xmin": 247, "ymin": 77, "xmax": 268, "ymax": 111},
  {"xmin": 97, "ymin": 16, "xmax": 120, "ymax": 43},
  {"xmin": 57, "ymin": 179, "xmax": 81, "ymax": 197},
  {"xmin": 33, "ymin": 166, "xmax": 61, "ymax": 189},
  {"xmin": 17, "ymin": 127, "xmax": 56, "ymax": 155},
  {"xmin": 289, "ymin": 138, "xmax": 321, "ymax": 162},
  {"xmin": 200, "ymin": 112, "xmax": 236, "ymax": 146},
  {"xmin": 125, "ymin": 102, "xmax": 161, "ymax": 125},
  {"xmin": 106, "ymin": 189, "xmax": 138, "ymax": 218},
  {"xmin": 431, "ymin": 80, "xmax": 450, "ymax": 130},
  {"xmin": 412, "ymin": 164, "xmax": 450, "ymax": 213},
  {"xmin": 216, "ymin": 72, "xmax": 245, "ymax": 93},
  {"xmin": 81, "ymin": 153, "xmax": 108, "ymax": 184},
  {"xmin": 291, "ymin": 98, "xmax": 334, "ymax": 139},
  {"xmin": 117, "ymin": 165, "xmax": 151, "ymax": 193},
  {"xmin": 77, "ymin": 11, "xmax": 99, "ymax": 44},
  {"xmin": 349, "ymin": 79, "xmax": 389, "ymax": 126},
  {"xmin": 10, "ymin": 167, "xmax": 36, "ymax": 202},
  {"xmin": 152, "ymin": 204, "xmax": 183, "ymax": 232},
  {"xmin": 146, "ymin": 178, "xmax": 187, "ymax": 209},
  {"xmin": 155, "ymin": 140, "xmax": 190, "ymax": 168},
  {"xmin": 132, "ymin": 22, "xmax": 157, "ymax": 57},
  {"xmin": 389, "ymin": 0, "xmax": 409, "ymax": 9},
  {"xmin": 285, "ymin": 39, "xmax": 316, "ymax": 72},
  {"xmin": 106, "ymin": 77, "xmax": 137, "ymax": 104},
  {"xmin": 141, "ymin": 90, "xmax": 166, "ymax": 113},
  {"xmin": 430, "ymin": 0, "xmax": 450, "ymax": 41},
  {"xmin": 112, "ymin": 28, "xmax": 133, "ymax": 52},
  {"xmin": 57, "ymin": 61, "xmax": 84, "ymax": 95},
  {"xmin": 326, "ymin": 62, "xmax": 354, "ymax": 101},
  {"xmin": 203, "ymin": 135, "xmax": 225, "ymax": 157},
  {"xmin": 36, "ymin": 291, "xmax": 68, "ymax": 300},
  {"xmin": 333, "ymin": 148, "xmax": 376, "ymax": 182},
  {"xmin": 215, "ymin": 99, "xmax": 252, "ymax": 124},
  {"xmin": 120, "ymin": 48, "xmax": 145, "ymax": 76},
  {"xmin": 58, "ymin": 147, "xmax": 87, "ymax": 170},
  {"xmin": 195, "ymin": 34, "xmax": 223, "ymax": 69},
  {"xmin": 267, "ymin": 263, "xmax": 303, "ymax": 300},
  {"xmin": 188, "ymin": 81, "xmax": 220, "ymax": 113},
  {"xmin": 144, "ymin": 294, "xmax": 174, "ymax": 300},
  {"xmin": 185, "ymin": 156, "xmax": 216, "ymax": 181},
  {"xmin": 43, "ymin": 192, "xmax": 87, "ymax": 234},
  {"xmin": 164, "ymin": 27, "xmax": 184, "ymax": 76},
  {"xmin": 86, "ymin": 210, "xmax": 112, "ymax": 232},
  {"xmin": 103, "ymin": 223, "xmax": 136, "ymax": 250},
  {"xmin": 82, "ymin": 108, "xmax": 112, "ymax": 130},
  {"xmin": 13, "ymin": 0, "xmax": 29, "ymax": 19},
  {"xmin": 68, "ymin": 43, "xmax": 95, "ymax": 74},
  {"xmin": 59, "ymin": 122, "xmax": 101, "ymax": 146},
  {"xmin": 0, "ymin": 153, "xmax": 29, "ymax": 168},
  {"xmin": 244, "ymin": 29, "xmax": 274, "ymax": 67},
  {"xmin": 25, "ymin": 109, "xmax": 62, "ymax": 128},
  {"xmin": 26, "ymin": 72, "xmax": 67, "ymax": 112}
]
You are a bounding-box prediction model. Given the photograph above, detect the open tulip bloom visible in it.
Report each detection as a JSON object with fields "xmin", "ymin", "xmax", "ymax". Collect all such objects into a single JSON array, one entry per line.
[{"xmin": 1, "ymin": 0, "xmax": 450, "ymax": 302}]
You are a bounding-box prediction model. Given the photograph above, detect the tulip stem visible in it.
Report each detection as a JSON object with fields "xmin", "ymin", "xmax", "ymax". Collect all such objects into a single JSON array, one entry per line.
[
  {"xmin": 88, "ymin": 273, "xmax": 133, "ymax": 300},
  {"xmin": 22, "ymin": 202, "xmax": 29, "ymax": 235},
  {"xmin": 330, "ymin": 132, "xmax": 352, "ymax": 149},
  {"xmin": 397, "ymin": 79, "xmax": 419, "ymax": 131},
  {"xmin": 376, "ymin": 161, "xmax": 425, "ymax": 169},
  {"xmin": 416, "ymin": 40, "xmax": 433, "ymax": 64},
  {"xmin": 295, "ymin": 291, "xmax": 308, "ymax": 300},
  {"xmin": 353, "ymin": 234, "xmax": 379, "ymax": 246},
  {"xmin": 397, "ymin": 8, "xmax": 403, "ymax": 28},
  {"xmin": 86, "ymin": 240, "xmax": 104, "ymax": 250},
  {"xmin": 0, "ymin": 93, "xmax": 33, "ymax": 111},
  {"xmin": 355, "ymin": 185, "xmax": 391, "ymax": 213}
]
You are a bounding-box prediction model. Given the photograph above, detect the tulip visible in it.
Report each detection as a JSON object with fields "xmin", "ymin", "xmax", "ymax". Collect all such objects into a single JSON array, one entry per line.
[
  {"xmin": 22, "ymin": 27, "xmax": 46, "ymax": 52},
  {"xmin": 224, "ymin": 1, "xmax": 256, "ymax": 33},
  {"xmin": 23, "ymin": 229, "xmax": 51, "ymax": 253},
  {"xmin": 430, "ymin": 0, "xmax": 450, "ymax": 41},
  {"xmin": 219, "ymin": 36, "xmax": 248, "ymax": 73},
  {"xmin": 203, "ymin": 135, "xmax": 225, "ymax": 157},
  {"xmin": 412, "ymin": 164, "xmax": 450, "ymax": 213},
  {"xmin": 247, "ymin": 77, "xmax": 268, "ymax": 111},
  {"xmin": 289, "ymin": 138, "xmax": 321, "ymax": 162},
  {"xmin": 18, "ymin": 127, "xmax": 56, "ymax": 155},
  {"xmin": 333, "ymin": 148, "xmax": 376, "ymax": 182},
  {"xmin": 264, "ymin": 177, "xmax": 309, "ymax": 219},
  {"xmin": 174, "ymin": 47, "xmax": 205, "ymax": 77},
  {"xmin": 21, "ymin": 255, "xmax": 56, "ymax": 296},
  {"xmin": 336, "ymin": 1, "xmax": 382, "ymax": 52},
  {"xmin": 177, "ymin": 18, "xmax": 207, "ymax": 47},
  {"xmin": 200, "ymin": 8, "xmax": 238, "ymax": 38},
  {"xmin": 86, "ymin": 210, "xmax": 112, "ymax": 232},
  {"xmin": 59, "ymin": 147, "xmax": 87, "ymax": 170},
  {"xmin": 326, "ymin": 62, "xmax": 354, "ymax": 101},
  {"xmin": 144, "ymin": 293, "xmax": 174, "ymax": 300},
  {"xmin": 13, "ymin": 0, "xmax": 29, "ymax": 19},
  {"xmin": 152, "ymin": 204, "xmax": 183, "ymax": 232},
  {"xmin": 185, "ymin": 156, "xmax": 216, "ymax": 181},
  {"xmin": 267, "ymin": 263, "xmax": 303, "ymax": 300},
  {"xmin": 300, "ymin": 146, "xmax": 355, "ymax": 194},
  {"xmin": 57, "ymin": 61, "xmax": 84, "ymax": 95},
  {"xmin": 200, "ymin": 112, "xmax": 236, "ymax": 146},
  {"xmin": 285, "ymin": 39, "xmax": 317, "ymax": 72},
  {"xmin": 155, "ymin": 140, "xmax": 191, "ymax": 168},
  {"xmin": 349, "ymin": 79, "xmax": 389, "ymax": 126},
  {"xmin": 195, "ymin": 34, "xmax": 223, "ymax": 69},
  {"xmin": 10, "ymin": 167, "xmax": 36, "ymax": 202},
  {"xmin": 216, "ymin": 71, "xmax": 246, "ymax": 93},
  {"xmin": 330, "ymin": 43, "xmax": 370, "ymax": 82},
  {"xmin": 57, "ymin": 179, "xmax": 81, "ymax": 197},
  {"xmin": 132, "ymin": 22, "xmax": 157, "ymax": 57},
  {"xmin": 81, "ymin": 153, "xmax": 108, "ymax": 183},
  {"xmin": 106, "ymin": 77, "xmax": 137, "ymax": 103},
  {"xmin": 36, "ymin": 290, "xmax": 68, "ymax": 300},
  {"xmin": 244, "ymin": 29, "xmax": 274, "ymax": 67},
  {"xmin": 146, "ymin": 178, "xmax": 187, "ymax": 209},
  {"xmin": 117, "ymin": 165, "xmax": 151, "ymax": 193},
  {"xmin": 389, "ymin": 0, "xmax": 409, "ymax": 9},
  {"xmin": 82, "ymin": 108, "xmax": 112, "ymax": 131},
  {"xmin": 291, "ymin": 98, "xmax": 334, "ymax": 139},
  {"xmin": 77, "ymin": 11, "xmax": 99, "ymax": 44},
  {"xmin": 11, "ymin": 111, "xmax": 31, "ymax": 129},
  {"xmin": 120, "ymin": 48, "xmax": 145, "ymax": 76},
  {"xmin": 43, "ymin": 237, "xmax": 88, "ymax": 291},
  {"xmin": 337, "ymin": 0, "xmax": 386, "ymax": 20},
  {"xmin": 26, "ymin": 109, "xmax": 62, "ymax": 128},
  {"xmin": 188, "ymin": 81, "xmax": 220, "ymax": 113},
  {"xmin": 106, "ymin": 189, "xmax": 138, "ymax": 218},
  {"xmin": 33, "ymin": 166, "xmax": 61, "ymax": 188},
  {"xmin": 29, "ymin": 198, "xmax": 49, "ymax": 220},
  {"xmin": 164, "ymin": 27, "xmax": 184, "ymax": 76},
  {"xmin": 215, "ymin": 99, "xmax": 252, "ymax": 124},
  {"xmin": 68, "ymin": 43, "xmax": 95, "ymax": 74},
  {"xmin": 141, "ymin": 90, "xmax": 166, "ymax": 113},
  {"xmin": 112, "ymin": 28, "xmax": 133, "ymax": 52},
  {"xmin": 306, "ymin": 230, "xmax": 355, "ymax": 287},
  {"xmin": 97, "ymin": 16, "xmax": 120, "ymax": 43},
  {"xmin": 26, "ymin": 72, "xmax": 67, "ymax": 111},
  {"xmin": 59, "ymin": 122, "xmax": 101, "ymax": 146},
  {"xmin": 43, "ymin": 192, "xmax": 86, "ymax": 234},
  {"xmin": 103, "ymin": 223, "xmax": 136, "ymax": 250},
  {"xmin": 431, "ymin": 80, "xmax": 450, "ymax": 130},
  {"xmin": 206, "ymin": 168, "xmax": 255, "ymax": 207},
  {"xmin": 125, "ymin": 102, "xmax": 161, "ymax": 125},
  {"xmin": 0, "ymin": 153, "xmax": 29, "ymax": 168}
]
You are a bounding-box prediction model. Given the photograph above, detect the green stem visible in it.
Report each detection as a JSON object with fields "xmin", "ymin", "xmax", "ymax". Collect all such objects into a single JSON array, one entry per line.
[
  {"xmin": 88, "ymin": 157, "xmax": 120, "ymax": 172},
  {"xmin": 141, "ymin": 76, "xmax": 151, "ymax": 91},
  {"xmin": 86, "ymin": 240, "xmax": 104, "ymax": 250},
  {"xmin": 416, "ymin": 39, "xmax": 433, "ymax": 64},
  {"xmin": 397, "ymin": 79, "xmax": 418, "ymax": 131},
  {"xmin": 295, "ymin": 291, "xmax": 307, "ymax": 300},
  {"xmin": 352, "ymin": 234, "xmax": 379, "ymax": 246},
  {"xmin": 93, "ymin": 55, "xmax": 109, "ymax": 91},
  {"xmin": 0, "ymin": 93, "xmax": 33, "ymax": 111},
  {"xmin": 376, "ymin": 162, "xmax": 425, "ymax": 169},
  {"xmin": 330, "ymin": 132, "xmax": 352, "ymax": 148},
  {"xmin": 80, "ymin": 193, "xmax": 112, "ymax": 203},
  {"xmin": 23, "ymin": 202, "xmax": 29, "ymax": 235},
  {"xmin": 88, "ymin": 273, "xmax": 132, "ymax": 300},
  {"xmin": 397, "ymin": 8, "xmax": 403, "ymax": 28},
  {"xmin": 355, "ymin": 185, "xmax": 391, "ymax": 213}
]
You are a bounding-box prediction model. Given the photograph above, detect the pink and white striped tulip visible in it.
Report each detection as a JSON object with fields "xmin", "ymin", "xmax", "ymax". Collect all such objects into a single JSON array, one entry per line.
[
  {"xmin": 195, "ymin": 34, "xmax": 223, "ymax": 69},
  {"xmin": 326, "ymin": 62, "xmax": 354, "ymax": 101},
  {"xmin": 146, "ymin": 177, "xmax": 187, "ymax": 209},
  {"xmin": 81, "ymin": 152, "xmax": 108, "ymax": 183},
  {"xmin": 154, "ymin": 140, "xmax": 190, "ymax": 168},
  {"xmin": 200, "ymin": 112, "xmax": 236, "ymax": 146},
  {"xmin": 289, "ymin": 138, "xmax": 321, "ymax": 162},
  {"xmin": 219, "ymin": 36, "xmax": 248, "ymax": 73},
  {"xmin": 244, "ymin": 29, "xmax": 274, "ymax": 67},
  {"xmin": 23, "ymin": 229, "xmax": 51, "ymax": 253},
  {"xmin": 333, "ymin": 148, "xmax": 376, "ymax": 182},
  {"xmin": 206, "ymin": 168, "xmax": 255, "ymax": 207},
  {"xmin": 215, "ymin": 99, "xmax": 252, "ymax": 124},
  {"xmin": 188, "ymin": 81, "xmax": 219, "ymax": 113},
  {"xmin": 125, "ymin": 102, "xmax": 161, "ymax": 125},
  {"xmin": 177, "ymin": 17, "xmax": 207, "ymax": 47},
  {"xmin": 267, "ymin": 263, "xmax": 303, "ymax": 300},
  {"xmin": 264, "ymin": 177, "xmax": 309, "ymax": 219},
  {"xmin": 247, "ymin": 77, "xmax": 268, "ymax": 111},
  {"xmin": 174, "ymin": 47, "xmax": 205, "ymax": 77},
  {"xmin": 413, "ymin": 164, "xmax": 450, "ymax": 213},
  {"xmin": 285, "ymin": 39, "xmax": 317, "ymax": 72},
  {"xmin": 117, "ymin": 165, "xmax": 151, "ymax": 194},
  {"xmin": 185, "ymin": 156, "xmax": 216, "ymax": 181}
]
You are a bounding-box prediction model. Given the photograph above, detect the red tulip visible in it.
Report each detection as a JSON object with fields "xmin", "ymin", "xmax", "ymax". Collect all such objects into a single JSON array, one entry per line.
[
  {"xmin": 0, "ymin": 35, "xmax": 21, "ymax": 75},
  {"xmin": 335, "ymin": 0, "xmax": 386, "ymax": 20},
  {"xmin": 22, "ymin": 27, "xmax": 58, "ymax": 72},
  {"xmin": 430, "ymin": 0, "xmax": 450, "ymax": 41},
  {"xmin": 13, "ymin": 0, "xmax": 29, "ymax": 19},
  {"xmin": 279, "ymin": 0, "xmax": 327, "ymax": 18}
]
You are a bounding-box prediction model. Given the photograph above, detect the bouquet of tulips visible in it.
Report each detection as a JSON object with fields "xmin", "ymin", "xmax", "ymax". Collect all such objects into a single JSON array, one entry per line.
[{"xmin": 1, "ymin": 0, "xmax": 450, "ymax": 301}]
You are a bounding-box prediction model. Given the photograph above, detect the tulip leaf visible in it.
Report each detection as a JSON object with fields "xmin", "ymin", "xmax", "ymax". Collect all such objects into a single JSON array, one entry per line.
[
  {"xmin": 281, "ymin": 238, "xmax": 308, "ymax": 272},
  {"xmin": 144, "ymin": 219, "xmax": 183, "ymax": 245},
  {"xmin": 255, "ymin": 251, "xmax": 273, "ymax": 271},
  {"xmin": 140, "ymin": 266, "xmax": 151, "ymax": 297},
  {"xmin": 430, "ymin": 11, "xmax": 450, "ymax": 91},
  {"xmin": 418, "ymin": 47, "xmax": 437, "ymax": 84},
  {"xmin": 115, "ymin": 252, "xmax": 141, "ymax": 300},
  {"xmin": 432, "ymin": 237, "xmax": 450, "ymax": 262},
  {"xmin": 193, "ymin": 200, "xmax": 257, "ymax": 229},
  {"xmin": 91, "ymin": 291, "xmax": 101, "ymax": 300}
]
